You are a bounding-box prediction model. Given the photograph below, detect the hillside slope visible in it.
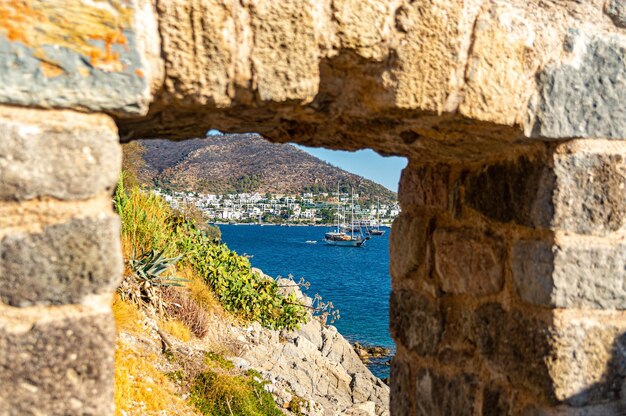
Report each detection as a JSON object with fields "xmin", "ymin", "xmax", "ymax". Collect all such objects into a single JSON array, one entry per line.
[{"xmin": 140, "ymin": 134, "xmax": 397, "ymax": 203}]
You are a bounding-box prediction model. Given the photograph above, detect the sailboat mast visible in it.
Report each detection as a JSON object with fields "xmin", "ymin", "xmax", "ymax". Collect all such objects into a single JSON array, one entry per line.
[
  {"xmin": 336, "ymin": 182, "xmax": 339, "ymax": 232},
  {"xmin": 351, "ymin": 188, "xmax": 354, "ymax": 239},
  {"xmin": 377, "ymin": 196, "xmax": 380, "ymax": 231}
]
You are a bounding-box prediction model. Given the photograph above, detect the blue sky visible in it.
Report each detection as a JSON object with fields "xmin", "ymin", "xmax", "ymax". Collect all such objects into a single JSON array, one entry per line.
[
  {"xmin": 206, "ymin": 130, "xmax": 407, "ymax": 191},
  {"xmin": 293, "ymin": 145, "xmax": 407, "ymax": 192}
]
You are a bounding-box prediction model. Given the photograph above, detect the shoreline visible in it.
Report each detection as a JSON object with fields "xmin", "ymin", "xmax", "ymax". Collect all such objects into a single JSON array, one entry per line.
[{"xmin": 214, "ymin": 222, "xmax": 393, "ymax": 228}]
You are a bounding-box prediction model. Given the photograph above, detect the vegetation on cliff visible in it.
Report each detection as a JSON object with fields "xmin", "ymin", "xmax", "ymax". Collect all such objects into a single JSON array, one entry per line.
[
  {"xmin": 114, "ymin": 172, "xmax": 308, "ymax": 330},
  {"xmin": 112, "ymin": 156, "xmax": 310, "ymax": 414}
]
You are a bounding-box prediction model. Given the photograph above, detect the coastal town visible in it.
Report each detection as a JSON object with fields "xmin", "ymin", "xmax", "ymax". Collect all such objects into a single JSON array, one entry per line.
[{"xmin": 152, "ymin": 188, "xmax": 401, "ymax": 225}]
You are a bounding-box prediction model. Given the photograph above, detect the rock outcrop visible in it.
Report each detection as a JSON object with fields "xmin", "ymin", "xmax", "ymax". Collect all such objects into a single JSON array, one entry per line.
[
  {"xmin": 236, "ymin": 318, "xmax": 389, "ymax": 416},
  {"xmin": 229, "ymin": 276, "xmax": 389, "ymax": 416}
]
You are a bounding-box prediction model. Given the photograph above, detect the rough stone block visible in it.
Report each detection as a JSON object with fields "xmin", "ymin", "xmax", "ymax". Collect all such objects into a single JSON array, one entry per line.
[
  {"xmin": 398, "ymin": 164, "xmax": 450, "ymax": 211},
  {"xmin": 474, "ymin": 303, "xmax": 555, "ymax": 401},
  {"xmin": 553, "ymin": 150, "xmax": 626, "ymax": 235},
  {"xmin": 0, "ymin": 215, "xmax": 122, "ymax": 306},
  {"xmin": 512, "ymin": 239, "xmax": 626, "ymax": 309},
  {"xmin": 0, "ymin": 2, "xmax": 155, "ymax": 114},
  {"xmin": 550, "ymin": 315, "xmax": 626, "ymax": 407},
  {"xmin": 433, "ymin": 228, "xmax": 504, "ymax": 295},
  {"xmin": 532, "ymin": 33, "xmax": 626, "ymax": 139},
  {"xmin": 414, "ymin": 368, "xmax": 477, "ymax": 416},
  {"xmin": 389, "ymin": 214, "xmax": 429, "ymax": 280},
  {"xmin": 0, "ymin": 303, "xmax": 115, "ymax": 415},
  {"xmin": 390, "ymin": 289, "xmax": 442, "ymax": 356},
  {"xmin": 0, "ymin": 107, "xmax": 121, "ymax": 201},
  {"xmin": 464, "ymin": 156, "xmax": 554, "ymax": 227}
]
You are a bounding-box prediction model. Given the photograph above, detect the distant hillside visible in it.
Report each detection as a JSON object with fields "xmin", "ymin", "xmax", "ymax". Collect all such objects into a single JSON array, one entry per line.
[{"xmin": 139, "ymin": 134, "xmax": 397, "ymax": 203}]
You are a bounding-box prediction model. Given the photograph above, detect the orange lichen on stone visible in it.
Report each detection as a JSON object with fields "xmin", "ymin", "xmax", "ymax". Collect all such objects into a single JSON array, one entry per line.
[
  {"xmin": 135, "ymin": 68, "xmax": 144, "ymax": 78},
  {"xmin": 0, "ymin": 0, "xmax": 133, "ymax": 73},
  {"xmin": 39, "ymin": 60, "xmax": 65, "ymax": 78}
]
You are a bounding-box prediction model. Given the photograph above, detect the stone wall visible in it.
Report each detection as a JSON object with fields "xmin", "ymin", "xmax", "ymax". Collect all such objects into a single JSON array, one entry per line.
[
  {"xmin": 0, "ymin": 107, "xmax": 122, "ymax": 414},
  {"xmin": 390, "ymin": 141, "xmax": 626, "ymax": 414},
  {"xmin": 0, "ymin": 1, "xmax": 624, "ymax": 415}
]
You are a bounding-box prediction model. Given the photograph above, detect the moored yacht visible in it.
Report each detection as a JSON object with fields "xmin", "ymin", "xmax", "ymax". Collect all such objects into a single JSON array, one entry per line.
[{"xmin": 324, "ymin": 185, "xmax": 368, "ymax": 247}]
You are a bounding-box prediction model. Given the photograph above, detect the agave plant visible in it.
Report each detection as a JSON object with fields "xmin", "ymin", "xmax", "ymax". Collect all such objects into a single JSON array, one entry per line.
[
  {"xmin": 120, "ymin": 248, "xmax": 188, "ymax": 312},
  {"xmin": 129, "ymin": 248, "xmax": 186, "ymax": 287}
]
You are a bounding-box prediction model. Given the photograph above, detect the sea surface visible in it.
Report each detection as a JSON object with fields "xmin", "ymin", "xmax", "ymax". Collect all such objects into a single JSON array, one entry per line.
[{"xmin": 218, "ymin": 224, "xmax": 394, "ymax": 379}]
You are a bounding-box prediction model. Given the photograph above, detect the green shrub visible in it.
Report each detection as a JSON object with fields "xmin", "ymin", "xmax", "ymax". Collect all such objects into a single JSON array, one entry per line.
[{"xmin": 189, "ymin": 243, "xmax": 308, "ymax": 330}]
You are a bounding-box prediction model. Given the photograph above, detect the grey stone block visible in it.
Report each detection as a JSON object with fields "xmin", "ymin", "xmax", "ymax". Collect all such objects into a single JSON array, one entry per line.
[
  {"xmin": 389, "ymin": 289, "xmax": 442, "ymax": 356},
  {"xmin": 0, "ymin": 307, "xmax": 115, "ymax": 416},
  {"xmin": 553, "ymin": 151, "xmax": 626, "ymax": 235},
  {"xmin": 512, "ymin": 239, "xmax": 626, "ymax": 309},
  {"xmin": 0, "ymin": 3, "xmax": 151, "ymax": 115},
  {"xmin": 532, "ymin": 34, "xmax": 626, "ymax": 139},
  {"xmin": 0, "ymin": 108, "xmax": 121, "ymax": 200},
  {"xmin": 433, "ymin": 228, "xmax": 504, "ymax": 295},
  {"xmin": 0, "ymin": 216, "xmax": 123, "ymax": 306}
]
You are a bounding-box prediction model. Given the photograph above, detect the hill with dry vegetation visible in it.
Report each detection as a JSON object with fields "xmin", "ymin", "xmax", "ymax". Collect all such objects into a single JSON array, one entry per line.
[{"xmin": 139, "ymin": 134, "xmax": 397, "ymax": 203}]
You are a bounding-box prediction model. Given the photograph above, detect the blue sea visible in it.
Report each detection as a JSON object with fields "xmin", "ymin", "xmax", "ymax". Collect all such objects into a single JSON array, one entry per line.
[{"xmin": 218, "ymin": 224, "xmax": 394, "ymax": 379}]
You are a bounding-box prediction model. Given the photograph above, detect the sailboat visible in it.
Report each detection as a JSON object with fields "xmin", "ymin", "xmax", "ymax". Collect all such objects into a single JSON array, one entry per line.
[
  {"xmin": 368, "ymin": 197, "xmax": 386, "ymax": 236},
  {"xmin": 324, "ymin": 186, "xmax": 368, "ymax": 247}
]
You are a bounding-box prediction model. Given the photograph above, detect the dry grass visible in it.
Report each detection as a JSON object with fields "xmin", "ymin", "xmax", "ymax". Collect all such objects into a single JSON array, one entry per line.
[
  {"xmin": 114, "ymin": 341, "xmax": 199, "ymax": 416},
  {"xmin": 163, "ymin": 284, "xmax": 211, "ymax": 339},
  {"xmin": 181, "ymin": 267, "xmax": 223, "ymax": 315},
  {"xmin": 160, "ymin": 318, "xmax": 193, "ymax": 342},
  {"xmin": 112, "ymin": 294, "xmax": 146, "ymax": 335}
]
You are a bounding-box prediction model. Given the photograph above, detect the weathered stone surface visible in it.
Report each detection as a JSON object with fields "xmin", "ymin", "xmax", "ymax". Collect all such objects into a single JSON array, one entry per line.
[
  {"xmin": 512, "ymin": 239, "xmax": 626, "ymax": 309},
  {"xmin": 0, "ymin": 106, "xmax": 121, "ymax": 201},
  {"xmin": 390, "ymin": 354, "xmax": 414, "ymax": 416},
  {"xmin": 390, "ymin": 290, "xmax": 442, "ymax": 356},
  {"xmin": 389, "ymin": 214, "xmax": 430, "ymax": 280},
  {"xmin": 433, "ymin": 228, "xmax": 504, "ymax": 295},
  {"xmin": 464, "ymin": 156, "xmax": 554, "ymax": 227},
  {"xmin": 0, "ymin": 216, "xmax": 122, "ymax": 306},
  {"xmin": 0, "ymin": 1, "xmax": 156, "ymax": 115},
  {"xmin": 398, "ymin": 164, "xmax": 451, "ymax": 212},
  {"xmin": 550, "ymin": 316, "xmax": 626, "ymax": 406},
  {"xmin": 532, "ymin": 33, "xmax": 626, "ymax": 139},
  {"xmin": 414, "ymin": 368, "xmax": 477, "ymax": 416},
  {"xmin": 474, "ymin": 304, "xmax": 555, "ymax": 401},
  {"xmin": 0, "ymin": 304, "xmax": 115, "ymax": 416},
  {"xmin": 553, "ymin": 149, "xmax": 626, "ymax": 235},
  {"xmin": 606, "ymin": 0, "xmax": 626, "ymax": 28}
]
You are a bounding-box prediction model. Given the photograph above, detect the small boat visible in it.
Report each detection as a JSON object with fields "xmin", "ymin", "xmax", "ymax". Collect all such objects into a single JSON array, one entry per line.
[
  {"xmin": 305, "ymin": 240, "xmax": 317, "ymax": 244},
  {"xmin": 367, "ymin": 197, "xmax": 386, "ymax": 236},
  {"xmin": 368, "ymin": 229, "xmax": 385, "ymax": 236}
]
